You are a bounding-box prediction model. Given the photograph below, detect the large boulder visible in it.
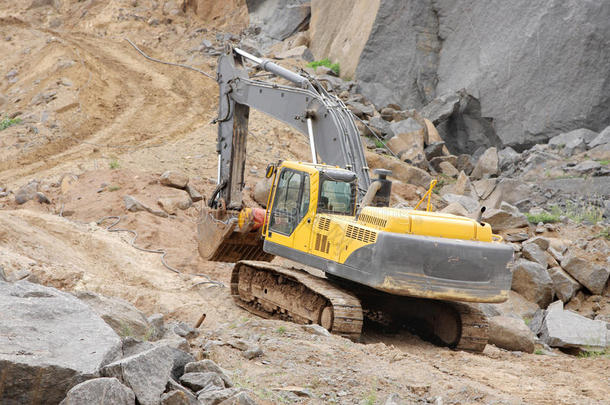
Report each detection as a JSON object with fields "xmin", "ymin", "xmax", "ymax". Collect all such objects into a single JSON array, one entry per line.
[
  {"xmin": 521, "ymin": 242, "xmax": 548, "ymax": 268},
  {"xmin": 539, "ymin": 301, "xmax": 608, "ymax": 349},
  {"xmin": 470, "ymin": 147, "xmax": 499, "ymax": 180},
  {"xmin": 102, "ymin": 346, "xmax": 176, "ymax": 405},
  {"xmin": 59, "ymin": 378, "xmax": 135, "ymax": 405},
  {"xmin": 312, "ymin": 0, "xmax": 610, "ymax": 152},
  {"xmin": 482, "ymin": 202, "xmax": 528, "ymax": 231},
  {"xmin": 72, "ymin": 291, "xmax": 152, "ymax": 340},
  {"xmin": 0, "ymin": 281, "xmax": 122, "ymax": 404},
  {"xmin": 488, "ymin": 316, "xmax": 535, "ymax": 353},
  {"xmin": 561, "ymin": 254, "xmax": 610, "ymax": 295},
  {"xmin": 547, "ymin": 266, "xmax": 580, "ymax": 303},
  {"xmin": 510, "ymin": 259, "xmax": 553, "ymax": 308},
  {"xmin": 588, "ymin": 126, "xmax": 610, "ymax": 148}
]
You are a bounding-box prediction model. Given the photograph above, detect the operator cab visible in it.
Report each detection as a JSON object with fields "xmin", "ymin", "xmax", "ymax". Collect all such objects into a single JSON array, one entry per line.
[
  {"xmin": 317, "ymin": 168, "xmax": 357, "ymax": 216},
  {"xmin": 266, "ymin": 162, "xmax": 358, "ymax": 237}
]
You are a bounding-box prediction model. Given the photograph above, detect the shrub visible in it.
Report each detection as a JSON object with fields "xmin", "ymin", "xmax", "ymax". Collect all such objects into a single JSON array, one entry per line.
[{"xmin": 307, "ymin": 58, "xmax": 340, "ymax": 75}]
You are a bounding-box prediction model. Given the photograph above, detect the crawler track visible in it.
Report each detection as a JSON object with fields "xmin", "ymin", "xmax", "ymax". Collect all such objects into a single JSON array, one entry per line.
[
  {"xmin": 231, "ymin": 261, "xmax": 363, "ymax": 339},
  {"xmin": 232, "ymin": 261, "xmax": 489, "ymax": 352}
]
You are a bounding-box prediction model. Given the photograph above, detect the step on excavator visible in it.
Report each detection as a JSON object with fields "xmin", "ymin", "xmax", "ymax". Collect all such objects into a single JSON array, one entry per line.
[{"xmin": 197, "ymin": 46, "xmax": 514, "ymax": 352}]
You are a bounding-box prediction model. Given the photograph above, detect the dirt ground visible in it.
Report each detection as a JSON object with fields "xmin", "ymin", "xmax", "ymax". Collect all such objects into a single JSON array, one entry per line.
[{"xmin": 1, "ymin": 1, "xmax": 609, "ymax": 404}]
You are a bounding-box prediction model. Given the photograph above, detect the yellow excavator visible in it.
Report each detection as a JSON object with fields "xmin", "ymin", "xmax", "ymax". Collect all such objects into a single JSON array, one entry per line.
[{"xmin": 198, "ymin": 47, "xmax": 513, "ymax": 352}]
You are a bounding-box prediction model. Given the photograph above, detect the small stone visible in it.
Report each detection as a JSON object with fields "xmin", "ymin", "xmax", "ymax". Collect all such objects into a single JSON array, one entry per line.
[
  {"xmin": 488, "ymin": 316, "xmax": 535, "ymax": 353},
  {"xmin": 35, "ymin": 191, "xmax": 50, "ymax": 204},
  {"xmin": 218, "ymin": 392, "xmax": 257, "ymax": 405},
  {"xmin": 185, "ymin": 184, "xmax": 203, "ymax": 202},
  {"xmin": 524, "ymin": 236, "xmax": 550, "ymax": 251},
  {"xmin": 160, "ymin": 171, "xmax": 189, "ymax": 189},
  {"xmin": 157, "ymin": 193, "xmax": 192, "ymax": 215},
  {"xmin": 301, "ymin": 324, "xmax": 331, "ymax": 336},
  {"xmin": 242, "ymin": 346, "xmax": 263, "ymax": 360},
  {"xmin": 59, "ymin": 378, "xmax": 135, "ymax": 405},
  {"xmin": 521, "ymin": 243, "xmax": 547, "ymax": 268},
  {"xmin": 438, "ymin": 161, "xmax": 459, "ymax": 177},
  {"xmin": 14, "ymin": 180, "xmax": 39, "ymax": 204},
  {"xmin": 180, "ymin": 372, "xmax": 225, "ymax": 392},
  {"xmin": 198, "ymin": 388, "xmax": 239, "ymax": 404},
  {"xmin": 184, "ymin": 360, "xmax": 233, "ymax": 388}
]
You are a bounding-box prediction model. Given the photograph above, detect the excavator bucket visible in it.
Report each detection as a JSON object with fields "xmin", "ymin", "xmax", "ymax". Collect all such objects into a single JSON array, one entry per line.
[{"xmin": 197, "ymin": 207, "xmax": 274, "ymax": 263}]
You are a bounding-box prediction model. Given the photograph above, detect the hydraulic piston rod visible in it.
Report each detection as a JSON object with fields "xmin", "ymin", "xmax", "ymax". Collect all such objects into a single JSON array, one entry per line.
[{"xmin": 234, "ymin": 47, "xmax": 313, "ymax": 89}]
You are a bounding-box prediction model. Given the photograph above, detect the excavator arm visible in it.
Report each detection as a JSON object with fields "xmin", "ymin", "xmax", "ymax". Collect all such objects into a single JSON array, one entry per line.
[{"xmin": 213, "ymin": 47, "xmax": 371, "ymax": 210}]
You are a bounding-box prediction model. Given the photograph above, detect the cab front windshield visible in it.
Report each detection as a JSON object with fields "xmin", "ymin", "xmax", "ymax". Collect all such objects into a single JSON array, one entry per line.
[{"xmin": 317, "ymin": 176, "xmax": 356, "ymax": 216}]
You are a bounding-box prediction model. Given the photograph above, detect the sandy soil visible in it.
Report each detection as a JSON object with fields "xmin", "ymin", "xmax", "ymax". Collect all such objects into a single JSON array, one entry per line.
[{"xmin": 1, "ymin": 1, "xmax": 609, "ymax": 404}]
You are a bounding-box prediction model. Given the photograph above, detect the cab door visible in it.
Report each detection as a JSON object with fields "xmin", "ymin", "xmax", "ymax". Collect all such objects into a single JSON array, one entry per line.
[{"xmin": 266, "ymin": 168, "xmax": 312, "ymax": 251}]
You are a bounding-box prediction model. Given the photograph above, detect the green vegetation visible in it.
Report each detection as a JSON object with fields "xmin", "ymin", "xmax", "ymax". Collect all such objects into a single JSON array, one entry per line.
[
  {"xmin": 596, "ymin": 227, "xmax": 610, "ymax": 240},
  {"xmin": 109, "ymin": 158, "xmax": 120, "ymax": 169},
  {"xmin": 526, "ymin": 211, "xmax": 561, "ymax": 224},
  {"xmin": 527, "ymin": 202, "xmax": 604, "ymax": 225},
  {"xmin": 362, "ymin": 379, "xmax": 378, "ymax": 405},
  {"xmin": 307, "ymin": 58, "xmax": 340, "ymax": 75},
  {"xmin": 534, "ymin": 349, "xmax": 545, "ymax": 355},
  {"xmin": 597, "ymin": 159, "xmax": 609, "ymax": 166},
  {"xmin": 524, "ymin": 318, "xmax": 531, "ymax": 326},
  {"xmin": 108, "ymin": 185, "xmax": 120, "ymax": 192},
  {"xmin": 276, "ymin": 325, "xmax": 287, "ymax": 335},
  {"xmin": 578, "ymin": 348, "xmax": 609, "ymax": 359},
  {"xmin": 0, "ymin": 116, "xmax": 22, "ymax": 131}
]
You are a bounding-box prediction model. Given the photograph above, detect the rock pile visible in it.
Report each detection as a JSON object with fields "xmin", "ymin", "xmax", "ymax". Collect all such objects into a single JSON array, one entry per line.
[{"xmin": 0, "ymin": 279, "xmax": 256, "ymax": 405}]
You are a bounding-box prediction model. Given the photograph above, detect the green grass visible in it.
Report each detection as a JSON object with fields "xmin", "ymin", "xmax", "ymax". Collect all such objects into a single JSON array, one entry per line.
[
  {"xmin": 108, "ymin": 185, "xmax": 120, "ymax": 192},
  {"xmin": 276, "ymin": 326, "xmax": 287, "ymax": 335},
  {"xmin": 109, "ymin": 158, "xmax": 120, "ymax": 169},
  {"xmin": 307, "ymin": 58, "xmax": 340, "ymax": 75},
  {"xmin": 526, "ymin": 211, "xmax": 561, "ymax": 224},
  {"xmin": 578, "ymin": 348, "xmax": 609, "ymax": 359},
  {"xmin": 527, "ymin": 202, "xmax": 604, "ymax": 225},
  {"xmin": 524, "ymin": 318, "xmax": 531, "ymax": 326},
  {"xmin": 0, "ymin": 116, "xmax": 22, "ymax": 131},
  {"xmin": 596, "ymin": 227, "xmax": 610, "ymax": 240},
  {"xmin": 597, "ymin": 159, "xmax": 609, "ymax": 166},
  {"xmin": 534, "ymin": 349, "xmax": 545, "ymax": 355}
]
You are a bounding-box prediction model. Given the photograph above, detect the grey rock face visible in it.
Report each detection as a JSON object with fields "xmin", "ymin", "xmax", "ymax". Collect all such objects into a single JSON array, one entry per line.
[
  {"xmin": 547, "ymin": 266, "xmax": 580, "ymax": 303},
  {"xmin": 357, "ymin": 0, "xmax": 440, "ymax": 110},
  {"xmin": 561, "ymin": 254, "xmax": 609, "ymax": 295},
  {"xmin": 102, "ymin": 346, "xmax": 175, "ymax": 405},
  {"xmin": 510, "ymin": 259, "xmax": 553, "ymax": 308},
  {"xmin": 488, "ymin": 316, "xmax": 535, "ymax": 353},
  {"xmin": 247, "ymin": 0, "xmax": 310, "ymax": 42},
  {"xmin": 539, "ymin": 301, "xmax": 608, "ymax": 349},
  {"xmin": 59, "ymin": 377, "xmax": 135, "ymax": 405},
  {"xmin": 0, "ymin": 281, "xmax": 122, "ymax": 405},
  {"xmin": 352, "ymin": 0, "xmax": 609, "ymax": 151},
  {"xmin": 73, "ymin": 291, "xmax": 151, "ymax": 339}
]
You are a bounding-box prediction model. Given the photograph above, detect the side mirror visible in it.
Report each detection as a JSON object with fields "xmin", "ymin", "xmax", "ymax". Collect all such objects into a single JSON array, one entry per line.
[{"xmin": 265, "ymin": 164, "xmax": 275, "ymax": 178}]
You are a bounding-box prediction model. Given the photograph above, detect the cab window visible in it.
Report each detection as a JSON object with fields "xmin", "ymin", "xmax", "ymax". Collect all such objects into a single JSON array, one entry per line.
[
  {"xmin": 317, "ymin": 178, "xmax": 356, "ymax": 216},
  {"xmin": 269, "ymin": 169, "xmax": 310, "ymax": 235}
]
